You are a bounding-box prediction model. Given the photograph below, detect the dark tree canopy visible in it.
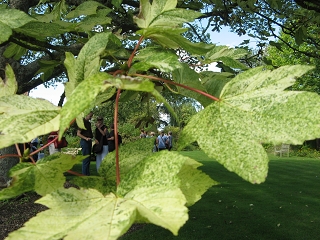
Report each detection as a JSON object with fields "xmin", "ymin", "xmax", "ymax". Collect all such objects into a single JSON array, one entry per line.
[{"xmin": 1, "ymin": 0, "xmax": 319, "ymax": 101}]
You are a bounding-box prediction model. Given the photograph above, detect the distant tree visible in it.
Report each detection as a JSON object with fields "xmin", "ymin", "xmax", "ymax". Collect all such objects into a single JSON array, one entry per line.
[{"xmin": 267, "ymin": 32, "xmax": 320, "ymax": 94}]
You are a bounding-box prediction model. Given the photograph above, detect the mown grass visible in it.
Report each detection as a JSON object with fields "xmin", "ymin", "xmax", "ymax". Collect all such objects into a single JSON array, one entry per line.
[{"xmin": 120, "ymin": 151, "xmax": 320, "ymax": 240}]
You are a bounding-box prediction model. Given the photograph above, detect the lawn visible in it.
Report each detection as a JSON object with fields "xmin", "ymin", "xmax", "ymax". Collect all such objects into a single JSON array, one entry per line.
[{"xmin": 120, "ymin": 151, "xmax": 320, "ymax": 240}]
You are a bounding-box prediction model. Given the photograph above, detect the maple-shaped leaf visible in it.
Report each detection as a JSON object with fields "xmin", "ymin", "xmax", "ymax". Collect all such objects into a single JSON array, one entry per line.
[
  {"xmin": 0, "ymin": 64, "xmax": 17, "ymax": 97},
  {"xmin": 117, "ymin": 151, "xmax": 215, "ymax": 207},
  {"xmin": 178, "ymin": 65, "xmax": 320, "ymax": 184},
  {"xmin": 7, "ymin": 152, "xmax": 185, "ymax": 239},
  {"xmin": 0, "ymin": 95, "xmax": 60, "ymax": 148},
  {"xmin": 0, "ymin": 153, "xmax": 85, "ymax": 200},
  {"xmin": 134, "ymin": 0, "xmax": 202, "ymax": 29},
  {"xmin": 134, "ymin": 0, "xmax": 215, "ymax": 55},
  {"xmin": 7, "ymin": 151, "xmax": 214, "ymax": 239}
]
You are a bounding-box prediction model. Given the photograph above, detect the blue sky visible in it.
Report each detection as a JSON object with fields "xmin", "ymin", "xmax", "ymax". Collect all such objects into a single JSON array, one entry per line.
[{"xmin": 29, "ymin": 27, "xmax": 255, "ymax": 105}]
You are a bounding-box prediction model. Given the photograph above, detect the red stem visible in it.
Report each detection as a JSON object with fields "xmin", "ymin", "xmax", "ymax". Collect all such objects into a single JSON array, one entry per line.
[
  {"xmin": 67, "ymin": 170, "xmax": 85, "ymax": 176},
  {"xmin": 132, "ymin": 74, "xmax": 220, "ymax": 101},
  {"xmin": 29, "ymin": 136, "xmax": 58, "ymax": 157},
  {"xmin": 15, "ymin": 143, "xmax": 22, "ymax": 157},
  {"xmin": 127, "ymin": 36, "xmax": 144, "ymax": 68},
  {"xmin": 114, "ymin": 88, "xmax": 121, "ymax": 186},
  {"xmin": 1, "ymin": 137, "xmax": 58, "ymax": 162},
  {"xmin": 0, "ymin": 154, "xmax": 20, "ymax": 160}
]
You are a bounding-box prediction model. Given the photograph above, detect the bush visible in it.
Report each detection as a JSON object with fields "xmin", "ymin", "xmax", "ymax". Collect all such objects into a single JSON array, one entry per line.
[{"xmin": 290, "ymin": 145, "xmax": 320, "ymax": 158}]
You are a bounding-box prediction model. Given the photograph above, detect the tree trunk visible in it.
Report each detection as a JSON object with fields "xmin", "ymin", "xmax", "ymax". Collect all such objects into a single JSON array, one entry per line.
[{"xmin": 0, "ymin": 146, "xmax": 19, "ymax": 188}]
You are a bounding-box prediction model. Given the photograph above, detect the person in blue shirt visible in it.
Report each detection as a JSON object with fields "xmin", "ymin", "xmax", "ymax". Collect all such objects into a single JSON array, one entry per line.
[{"xmin": 156, "ymin": 131, "xmax": 168, "ymax": 151}]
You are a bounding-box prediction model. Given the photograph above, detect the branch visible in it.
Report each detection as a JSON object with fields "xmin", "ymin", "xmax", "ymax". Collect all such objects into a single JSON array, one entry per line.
[{"xmin": 132, "ymin": 73, "xmax": 220, "ymax": 102}]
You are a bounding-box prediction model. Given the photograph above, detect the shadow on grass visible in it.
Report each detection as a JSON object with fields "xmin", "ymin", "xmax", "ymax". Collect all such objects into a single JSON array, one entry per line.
[{"xmin": 120, "ymin": 151, "xmax": 320, "ymax": 240}]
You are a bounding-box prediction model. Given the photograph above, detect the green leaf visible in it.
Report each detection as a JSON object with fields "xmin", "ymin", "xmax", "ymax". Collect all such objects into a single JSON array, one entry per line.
[
  {"xmin": 200, "ymin": 71, "xmax": 233, "ymax": 101},
  {"xmin": 94, "ymin": 87, "xmax": 117, "ymax": 106},
  {"xmin": 269, "ymin": 40, "xmax": 283, "ymax": 51},
  {"xmin": 0, "ymin": 8, "xmax": 34, "ymax": 28},
  {"xmin": 64, "ymin": 32, "xmax": 119, "ymax": 107},
  {"xmin": 3, "ymin": 43, "xmax": 27, "ymax": 60},
  {"xmin": 117, "ymin": 155, "xmax": 190, "ymax": 233},
  {"xmin": 7, "ymin": 189, "xmax": 126, "ymax": 240},
  {"xmin": 137, "ymin": 27, "xmax": 215, "ymax": 55},
  {"xmin": 0, "ymin": 9, "xmax": 34, "ymax": 43},
  {"xmin": 295, "ymin": 26, "xmax": 306, "ymax": 45},
  {"xmin": 134, "ymin": 0, "xmax": 202, "ymax": 28},
  {"xmin": 66, "ymin": 1, "xmax": 108, "ymax": 19},
  {"xmin": 71, "ymin": 176, "xmax": 115, "ymax": 195},
  {"xmin": 0, "ymin": 22, "xmax": 13, "ymax": 44},
  {"xmin": 151, "ymin": 88, "xmax": 179, "ymax": 123},
  {"xmin": 101, "ymin": 140, "xmax": 215, "ymax": 207},
  {"xmin": 0, "ymin": 153, "xmax": 84, "ymax": 200},
  {"xmin": 35, "ymin": 60, "xmax": 61, "ymax": 81},
  {"xmin": 59, "ymin": 73, "xmax": 154, "ymax": 136},
  {"xmin": 0, "ymin": 95, "xmax": 60, "ymax": 148},
  {"xmin": 15, "ymin": 22, "xmax": 67, "ymax": 40},
  {"xmin": 64, "ymin": 32, "xmax": 120, "ymax": 101},
  {"xmin": 178, "ymin": 65, "xmax": 318, "ymax": 184},
  {"xmin": 64, "ymin": 52, "xmax": 77, "ymax": 99},
  {"xmin": 134, "ymin": 0, "xmax": 213, "ymax": 55},
  {"xmin": 8, "ymin": 150, "xmax": 214, "ymax": 239},
  {"xmin": 75, "ymin": 9, "xmax": 112, "ymax": 32},
  {"xmin": 131, "ymin": 47, "xmax": 181, "ymax": 72},
  {"xmin": 177, "ymin": 157, "xmax": 218, "ymax": 206},
  {"xmin": 172, "ymin": 64, "xmax": 232, "ymax": 107},
  {"xmin": 204, "ymin": 45, "xmax": 248, "ymax": 70},
  {"xmin": 172, "ymin": 63, "xmax": 209, "ymax": 106},
  {"xmin": 0, "ymin": 64, "xmax": 17, "ymax": 97},
  {"xmin": 112, "ymin": 0, "xmax": 123, "ymax": 8},
  {"xmin": 8, "ymin": 153, "xmax": 189, "ymax": 239},
  {"xmin": 99, "ymin": 138, "xmax": 155, "ymax": 178},
  {"xmin": 75, "ymin": 32, "xmax": 113, "ymax": 82}
]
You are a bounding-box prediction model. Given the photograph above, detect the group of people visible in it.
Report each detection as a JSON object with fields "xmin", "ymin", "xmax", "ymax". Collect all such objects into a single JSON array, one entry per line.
[
  {"xmin": 44, "ymin": 112, "xmax": 173, "ymax": 176},
  {"xmin": 77, "ymin": 112, "xmax": 120, "ymax": 176},
  {"xmin": 140, "ymin": 129, "xmax": 173, "ymax": 152}
]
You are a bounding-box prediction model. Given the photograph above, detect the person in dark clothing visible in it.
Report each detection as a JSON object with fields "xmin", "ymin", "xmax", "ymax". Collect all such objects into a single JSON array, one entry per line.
[
  {"xmin": 167, "ymin": 131, "xmax": 173, "ymax": 151},
  {"xmin": 94, "ymin": 116, "xmax": 108, "ymax": 171},
  {"xmin": 77, "ymin": 111, "xmax": 93, "ymax": 176},
  {"xmin": 107, "ymin": 123, "xmax": 122, "ymax": 152}
]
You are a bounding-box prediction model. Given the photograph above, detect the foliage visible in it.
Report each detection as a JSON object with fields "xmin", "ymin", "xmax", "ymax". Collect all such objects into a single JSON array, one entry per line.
[
  {"xmin": 0, "ymin": 0, "xmax": 320, "ymax": 239},
  {"xmin": 290, "ymin": 145, "xmax": 320, "ymax": 158},
  {"xmin": 64, "ymin": 134, "xmax": 80, "ymax": 149},
  {"xmin": 267, "ymin": 32, "xmax": 320, "ymax": 94},
  {"xmin": 193, "ymin": 1, "xmax": 320, "ymax": 68}
]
